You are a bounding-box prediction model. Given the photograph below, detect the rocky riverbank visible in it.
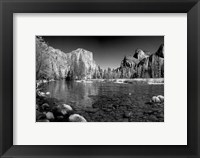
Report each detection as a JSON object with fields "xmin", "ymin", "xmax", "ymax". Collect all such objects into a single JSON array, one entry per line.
[{"xmin": 36, "ymin": 80, "xmax": 87, "ymax": 122}]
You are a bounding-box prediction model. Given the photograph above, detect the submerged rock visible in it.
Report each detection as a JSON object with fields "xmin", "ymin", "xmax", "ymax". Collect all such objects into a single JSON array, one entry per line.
[
  {"xmin": 56, "ymin": 116, "xmax": 64, "ymax": 120},
  {"xmin": 69, "ymin": 114, "xmax": 87, "ymax": 122},
  {"xmin": 84, "ymin": 108, "xmax": 99, "ymax": 113},
  {"xmin": 52, "ymin": 106, "xmax": 62, "ymax": 116},
  {"xmin": 124, "ymin": 111, "xmax": 133, "ymax": 118}
]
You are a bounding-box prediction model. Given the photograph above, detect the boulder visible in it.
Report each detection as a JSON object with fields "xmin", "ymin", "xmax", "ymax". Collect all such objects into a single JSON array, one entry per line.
[
  {"xmin": 52, "ymin": 104, "xmax": 73, "ymax": 116},
  {"xmin": 46, "ymin": 112, "xmax": 55, "ymax": 120},
  {"xmin": 37, "ymin": 119, "xmax": 50, "ymax": 122},
  {"xmin": 69, "ymin": 114, "xmax": 87, "ymax": 122},
  {"xmin": 62, "ymin": 104, "xmax": 73, "ymax": 111},
  {"xmin": 40, "ymin": 92, "xmax": 46, "ymax": 97},
  {"xmin": 152, "ymin": 96, "xmax": 160, "ymax": 103},
  {"xmin": 41, "ymin": 103, "xmax": 50, "ymax": 111},
  {"xmin": 37, "ymin": 91, "xmax": 46, "ymax": 97},
  {"xmin": 36, "ymin": 110, "xmax": 46, "ymax": 120},
  {"xmin": 58, "ymin": 104, "xmax": 73, "ymax": 115},
  {"xmin": 157, "ymin": 95, "xmax": 164, "ymax": 102}
]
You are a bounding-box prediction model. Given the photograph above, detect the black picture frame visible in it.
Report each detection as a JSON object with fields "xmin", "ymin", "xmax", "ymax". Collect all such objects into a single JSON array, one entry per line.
[{"xmin": 0, "ymin": 0, "xmax": 200, "ymax": 157}]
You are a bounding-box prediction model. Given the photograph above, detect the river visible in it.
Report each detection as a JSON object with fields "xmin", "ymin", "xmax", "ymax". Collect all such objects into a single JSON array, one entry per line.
[{"xmin": 42, "ymin": 79, "xmax": 164, "ymax": 122}]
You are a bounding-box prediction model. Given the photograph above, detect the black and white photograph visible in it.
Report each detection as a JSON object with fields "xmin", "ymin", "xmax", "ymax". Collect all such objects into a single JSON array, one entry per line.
[{"xmin": 36, "ymin": 36, "xmax": 164, "ymax": 122}]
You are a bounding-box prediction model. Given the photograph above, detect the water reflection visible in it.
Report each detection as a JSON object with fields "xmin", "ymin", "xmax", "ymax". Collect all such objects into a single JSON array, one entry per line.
[
  {"xmin": 42, "ymin": 80, "xmax": 164, "ymax": 109},
  {"xmin": 43, "ymin": 80, "xmax": 99, "ymax": 108}
]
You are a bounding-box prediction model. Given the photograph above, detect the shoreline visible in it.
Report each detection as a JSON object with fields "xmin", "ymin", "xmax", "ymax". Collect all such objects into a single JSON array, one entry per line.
[
  {"xmin": 37, "ymin": 78, "xmax": 164, "ymax": 84},
  {"xmin": 75, "ymin": 78, "xmax": 164, "ymax": 85}
]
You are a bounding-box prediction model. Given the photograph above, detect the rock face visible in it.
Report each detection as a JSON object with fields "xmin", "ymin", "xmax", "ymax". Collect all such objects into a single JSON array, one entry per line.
[
  {"xmin": 118, "ymin": 44, "xmax": 164, "ymax": 78},
  {"xmin": 133, "ymin": 49, "xmax": 149, "ymax": 61},
  {"xmin": 137, "ymin": 44, "xmax": 164, "ymax": 78},
  {"xmin": 36, "ymin": 37, "xmax": 99, "ymax": 80},
  {"xmin": 67, "ymin": 48, "xmax": 99, "ymax": 80}
]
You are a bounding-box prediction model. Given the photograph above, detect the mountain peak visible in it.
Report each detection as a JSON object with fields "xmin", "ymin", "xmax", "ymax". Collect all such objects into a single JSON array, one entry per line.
[
  {"xmin": 76, "ymin": 48, "xmax": 84, "ymax": 51},
  {"xmin": 133, "ymin": 48, "xmax": 149, "ymax": 61},
  {"xmin": 155, "ymin": 44, "xmax": 164, "ymax": 58},
  {"xmin": 74, "ymin": 48, "xmax": 90, "ymax": 53}
]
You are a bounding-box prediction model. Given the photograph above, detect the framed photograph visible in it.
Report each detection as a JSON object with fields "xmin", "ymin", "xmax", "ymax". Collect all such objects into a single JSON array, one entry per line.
[
  {"xmin": 35, "ymin": 35, "xmax": 165, "ymax": 123},
  {"xmin": 0, "ymin": 0, "xmax": 199, "ymax": 157}
]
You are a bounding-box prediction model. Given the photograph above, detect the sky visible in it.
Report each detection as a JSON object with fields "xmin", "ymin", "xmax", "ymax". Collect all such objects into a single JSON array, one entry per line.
[{"xmin": 42, "ymin": 36, "xmax": 164, "ymax": 69}]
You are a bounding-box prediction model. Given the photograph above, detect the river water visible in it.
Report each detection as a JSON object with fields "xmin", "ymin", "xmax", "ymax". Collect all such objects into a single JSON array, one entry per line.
[{"xmin": 42, "ymin": 80, "xmax": 164, "ymax": 122}]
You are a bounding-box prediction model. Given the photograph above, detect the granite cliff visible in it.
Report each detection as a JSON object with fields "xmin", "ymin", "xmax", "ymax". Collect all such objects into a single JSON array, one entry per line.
[
  {"xmin": 36, "ymin": 37, "xmax": 99, "ymax": 80},
  {"xmin": 118, "ymin": 44, "xmax": 164, "ymax": 78}
]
